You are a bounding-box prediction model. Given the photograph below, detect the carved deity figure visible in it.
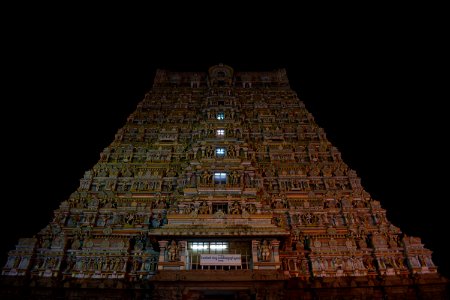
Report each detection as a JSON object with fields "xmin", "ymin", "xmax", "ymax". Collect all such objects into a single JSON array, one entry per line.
[
  {"xmin": 259, "ymin": 240, "xmax": 271, "ymax": 261},
  {"xmin": 199, "ymin": 201, "xmax": 210, "ymax": 214},
  {"xmin": 167, "ymin": 240, "xmax": 178, "ymax": 261},
  {"xmin": 207, "ymin": 146, "xmax": 215, "ymax": 158},
  {"xmin": 230, "ymin": 201, "xmax": 241, "ymax": 214},
  {"xmin": 201, "ymin": 171, "xmax": 212, "ymax": 185},
  {"xmin": 230, "ymin": 171, "xmax": 240, "ymax": 185},
  {"xmin": 227, "ymin": 145, "xmax": 236, "ymax": 157},
  {"xmin": 151, "ymin": 213, "xmax": 163, "ymax": 228}
]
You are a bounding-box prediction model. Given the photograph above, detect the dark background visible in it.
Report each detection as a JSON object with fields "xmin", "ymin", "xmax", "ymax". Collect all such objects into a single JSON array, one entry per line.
[{"xmin": 2, "ymin": 7, "xmax": 448, "ymax": 278}]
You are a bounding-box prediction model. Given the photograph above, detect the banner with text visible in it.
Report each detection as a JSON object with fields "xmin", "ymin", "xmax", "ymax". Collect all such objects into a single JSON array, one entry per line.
[{"xmin": 200, "ymin": 254, "xmax": 242, "ymax": 266}]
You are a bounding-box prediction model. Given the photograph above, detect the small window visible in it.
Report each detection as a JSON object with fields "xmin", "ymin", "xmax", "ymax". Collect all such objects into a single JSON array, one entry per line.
[
  {"xmin": 217, "ymin": 112, "xmax": 225, "ymax": 120},
  {"xmin": 216, "ymin": 129, "xmax": 225, "ymax": 136},
  {"xmin": 210, "ymin": 242, "xmax": 228, "ymax": 250},
  {"xmin": 212, "ymin": 203, "xmax": 228, "ymax": 214},
  {"xmin": 216, "ymin": 148, "xmax": 226, "ymax": 157},
  {"xmin": 189, "ymin": 241, "xmax": 229, "ymax": 252},
  {"xmin": 191, "ymin": 242, "xmax": 209, "ymax": 250},
  {"xmin": 218, "ymin": 100, "xmax": 224, "ymax": 106},
  {"xmin": 214, "ymin": 172, "xmax": 227, "ymax": 184}
]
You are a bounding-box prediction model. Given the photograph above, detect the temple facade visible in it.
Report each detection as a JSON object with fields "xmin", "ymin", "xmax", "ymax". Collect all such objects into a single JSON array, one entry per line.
[{"xmin": 1, "ymin": 64, "xmax": 448, "ymax": 299}]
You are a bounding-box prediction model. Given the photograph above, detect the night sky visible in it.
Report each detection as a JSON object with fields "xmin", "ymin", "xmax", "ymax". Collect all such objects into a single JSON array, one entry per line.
[{"xmin": 2, "ymin": 11, "xmax": 448, "ymax": 278}]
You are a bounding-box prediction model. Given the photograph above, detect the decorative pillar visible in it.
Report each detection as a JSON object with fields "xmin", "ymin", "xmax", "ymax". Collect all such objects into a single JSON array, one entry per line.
[
  {"xmin": 252, "ymin": 240, "xmax": 260, "ymax": 269},
  {"xmin": 158, "ymin": 240, "xmax": 168, "ymax": 270},
  {"xmin": 271, "ymin": 239, "xmax": 281, "ymax": 269},
  {"xmin": 178, "ymin": 240, "xmax": 187, "ymax": 271}
]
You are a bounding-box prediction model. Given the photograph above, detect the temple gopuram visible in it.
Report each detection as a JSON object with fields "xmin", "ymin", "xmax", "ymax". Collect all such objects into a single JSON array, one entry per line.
[{"xmin": 1, "ymin": 64, "xmax": 448, "ymax": 299}]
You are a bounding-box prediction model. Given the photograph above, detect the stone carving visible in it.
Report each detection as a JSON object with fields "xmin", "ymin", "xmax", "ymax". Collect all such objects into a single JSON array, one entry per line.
[
  {"xmin": 259, "ymin": 240, "xmax": 272, "ymax": 262},
  {"xmin": 2, "ymin": 64, "xmax": 440, "ymax": 292},
  {"xmin": 167, "ymin": 240, "xmax": 179, "ymax": 261},
  {"xmin": 229, "ymin": 201, "xmax": 242, "ymax": 214}
]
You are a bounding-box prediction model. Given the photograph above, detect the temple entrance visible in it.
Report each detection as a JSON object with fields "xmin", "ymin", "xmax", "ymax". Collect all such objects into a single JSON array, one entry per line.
[{"xmin": 187, "ymin": 240, "xmax": 252, "ymax": 270}]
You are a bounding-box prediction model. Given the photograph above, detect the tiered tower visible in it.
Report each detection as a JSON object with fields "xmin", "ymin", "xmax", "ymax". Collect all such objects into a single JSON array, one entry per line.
[{"xmin": 2, "ymin": 64, "xmax": 447, "ymax": 299}]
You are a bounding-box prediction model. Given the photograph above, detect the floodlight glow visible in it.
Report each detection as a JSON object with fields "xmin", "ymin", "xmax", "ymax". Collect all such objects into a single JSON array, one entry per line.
[
  {"xmin": 191, "ymin": 244, "xmax": 208, "ymax": 250},
  {"xmin": 210, "ymin": 244, "xmax": 227, "ymax": 250}
]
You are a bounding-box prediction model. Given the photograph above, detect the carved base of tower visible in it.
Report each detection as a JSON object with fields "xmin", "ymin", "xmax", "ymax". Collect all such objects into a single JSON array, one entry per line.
[{"xmin": 1, "ymin": 273, "xmax": 449, "ymax": 299}]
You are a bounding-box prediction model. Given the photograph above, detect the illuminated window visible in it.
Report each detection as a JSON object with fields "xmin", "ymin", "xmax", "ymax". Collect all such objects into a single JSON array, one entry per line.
[
  {"xmin": 216, "ymin": 148, "xmax": 226, "ymax": 157},
  {"xmin": 217, "ymin": 112, "xmax": 225, "ymax": 120},
  {"xmin": 214, "ymin": 172, "xmax": 227, "ymax": 184},
  {"xmin": 189, "ymin": 241, "xmax": 229, "ymax": 252},
  {"xmin": 216, "ymin": 129, "xmax": 225, "ymax": 136},
  {"xmin": 210, "ymin": 242, "xmax": 228, "ymax": 250},
  {"xmin": 191, "ymin": 242, "xmax": 209, "ymax": 250}
]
